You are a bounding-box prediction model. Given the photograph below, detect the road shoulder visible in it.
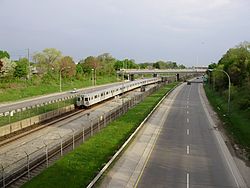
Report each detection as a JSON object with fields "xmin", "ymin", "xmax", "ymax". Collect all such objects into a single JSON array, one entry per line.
[{"xmin": 199, "ymin": 83, "xmax": 249, "ymax": 187}]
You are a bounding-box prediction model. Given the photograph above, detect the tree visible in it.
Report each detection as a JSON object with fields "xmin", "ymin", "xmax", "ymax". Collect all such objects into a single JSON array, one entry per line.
[
  {"xmin": 0, "ymin": 57, "xmax": 16, "ymax": 78},
  {"xmin": 218, "ymin": 46, "xmax": 250, "ymax": 86},
  {"xmin": 13, "ymin": 58, "xmax": 29, "ymax": 78},
  {"xmin": 59, "ymin": 56, "xmax": 76, "ymax": 78},
  {"xmin": 97, "ymin": 53, "xmax": 115, "ymax": 76},
  {"xmin": 33, "ymin": 48, "xmax": 62, "ymax": 74},
  {"xmin": 0, "ymin": 50, "xmax": 10, "ymax": 59}
]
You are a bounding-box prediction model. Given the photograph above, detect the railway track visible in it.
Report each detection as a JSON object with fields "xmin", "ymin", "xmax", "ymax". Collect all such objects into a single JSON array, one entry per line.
[
  {"xmin": 1, "ymin": 102, "xmax": 126, "ymax": 188},
  {"xmin": 0, "ymin": 83, "xmax": 162, "ymax": 188},
  {"xmin": 0, "ymin": 109, "xmax": 85, "ymax": 148}
]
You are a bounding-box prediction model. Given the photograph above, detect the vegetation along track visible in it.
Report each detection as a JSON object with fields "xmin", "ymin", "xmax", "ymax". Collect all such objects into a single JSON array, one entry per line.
[{"xmin": 0, "ymin": 84, "xmax": 161, "ymax": 187}]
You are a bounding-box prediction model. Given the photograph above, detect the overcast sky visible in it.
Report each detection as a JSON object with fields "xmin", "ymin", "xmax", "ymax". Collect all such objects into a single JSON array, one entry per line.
[{"xmin": 1, "ymin": 0, "xmax": 250, "ymax": 66}]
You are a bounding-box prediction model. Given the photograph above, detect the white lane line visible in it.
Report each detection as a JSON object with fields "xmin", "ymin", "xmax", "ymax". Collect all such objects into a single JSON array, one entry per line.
[
  {"xmin": 187, "ymin": 111, "xmax": 189, "ymax": 114},
  {"xmin": 187, "ymin": 101, "xmax": 189, "ymax": 104},
  {"xmin": 187, "ymin": 105, "xmax": 189, "ymax": 108},
  {"xmin": 187, "ymin": 129, "xmax": 189, "ymax": 135},
  {"xmin": 187, "ymin": 173, "xmax": 190, "ymax": 188},
  {"xmin": 187, "ymin": 118, "xmax": 189, "ymax": 123},
  {"xmin": 187, "ymin": 145, "xmax": 190, "ymax": 154}
]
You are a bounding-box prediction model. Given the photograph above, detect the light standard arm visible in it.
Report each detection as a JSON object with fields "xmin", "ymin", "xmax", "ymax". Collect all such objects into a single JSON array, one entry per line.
[{"xmin": 208, "ymin": 69, "xmax": 231, "ymax": 114}]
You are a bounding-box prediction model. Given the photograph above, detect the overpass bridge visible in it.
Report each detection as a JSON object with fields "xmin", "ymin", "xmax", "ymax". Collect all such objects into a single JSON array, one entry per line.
[{"xmin": 117, "ymin": 68, "xmax": 207, "ymax": 81}]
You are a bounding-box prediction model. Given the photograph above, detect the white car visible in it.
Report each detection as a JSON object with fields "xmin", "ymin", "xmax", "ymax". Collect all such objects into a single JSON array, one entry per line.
[{"xmin": 70, "ymin": 88, "xmax": 77, "ymax": 93}]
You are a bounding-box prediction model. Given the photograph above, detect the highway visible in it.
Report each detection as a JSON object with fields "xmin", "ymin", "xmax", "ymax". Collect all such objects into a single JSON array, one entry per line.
[{"xmin": 99, "ymin": 80, "xmax": 247, "ymax": 188}]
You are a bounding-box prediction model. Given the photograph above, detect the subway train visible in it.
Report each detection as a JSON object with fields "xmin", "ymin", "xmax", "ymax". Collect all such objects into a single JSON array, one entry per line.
[{"xmin": 76, "ymin": 78, "xmax": 161, "ymax": 108}]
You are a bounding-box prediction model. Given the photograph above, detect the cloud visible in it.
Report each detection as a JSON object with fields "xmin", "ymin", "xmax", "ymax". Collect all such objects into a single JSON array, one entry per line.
[{"xmin": 0, "ymin": 0, "xmax": 249, "ymax": 65}]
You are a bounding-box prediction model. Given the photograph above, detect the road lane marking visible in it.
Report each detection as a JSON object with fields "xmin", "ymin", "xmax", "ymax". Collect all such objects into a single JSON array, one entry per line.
[
  {"xmin": 187, "ymin": 111, "xmax": 189, "ymax": 114},
  {"xmin": 133, "ymin": 84, "xmax": 183, "ymax": 188},
  {"xmin": 187, "ymin": 173, "xmax": 190, "ymax": 188},
  {"xmin": 187, "ymin": 129, "xmax": 189, "ymax": 135},
  {"xmin": 187, "ymin": 118, "xmax": 189, "ymax": 123},
  {"xmin": 187, "ymin": 105, "xmax": 189, "ymax": 108},
  {"xmin": 187, "ymin": 145, "xmax": 190, "ymax": 154}
]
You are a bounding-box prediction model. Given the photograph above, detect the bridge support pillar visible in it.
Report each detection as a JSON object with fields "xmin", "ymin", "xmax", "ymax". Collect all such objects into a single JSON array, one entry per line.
[{"xmin": 176, "ymin": 73, "xmax": 180, "ymax": 81}]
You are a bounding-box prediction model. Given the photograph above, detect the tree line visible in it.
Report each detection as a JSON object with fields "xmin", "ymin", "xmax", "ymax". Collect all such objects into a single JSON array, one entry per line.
[
  {"xmin": 0, "ymin": 48, "xmax": 185, "ymax": 83},
  {"xmin": 208, "ymin": 41, "xmax": 250, "ymax": 110}
]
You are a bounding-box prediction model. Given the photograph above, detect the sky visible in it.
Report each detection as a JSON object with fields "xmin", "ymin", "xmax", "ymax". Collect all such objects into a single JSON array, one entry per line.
[{"xmin": 0, "ymin": 0, "xmax": 250, "ymax": 67}]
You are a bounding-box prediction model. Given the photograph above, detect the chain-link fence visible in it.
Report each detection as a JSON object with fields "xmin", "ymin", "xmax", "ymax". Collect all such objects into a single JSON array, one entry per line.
[{"xmin": 0, "ymin": 83, "xmax": 164, "ymax": 188}]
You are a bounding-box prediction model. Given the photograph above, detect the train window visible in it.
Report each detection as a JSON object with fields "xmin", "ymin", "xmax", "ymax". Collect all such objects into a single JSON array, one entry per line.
[
  {"xmin": 101, "ymin": 93, "xmax": 103, "ymax": 96},
  {"xmin": 95, "ymin": 95, "xmax": 97, "ymax": 98},
  {"xmin": 106, "ymin": 92, "xmax": 108, "ymax": 94},
  {"xmin": 77, "ymin": 97, "xmax": 81, "ymax": 101},
  {"xmin": 85, "ymin": 98, "xmax": 88, "ymax": 101}
]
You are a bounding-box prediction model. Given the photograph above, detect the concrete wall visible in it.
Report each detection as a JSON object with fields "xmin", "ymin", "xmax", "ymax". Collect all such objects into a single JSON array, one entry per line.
[{"xmin": 0, "ymin": 105, "xmax": 75, "ymax": 137}]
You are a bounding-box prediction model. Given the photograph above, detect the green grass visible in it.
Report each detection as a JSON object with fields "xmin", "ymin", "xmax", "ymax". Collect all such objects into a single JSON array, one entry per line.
[
  {"xmin": 204, "ymin": 85, "xmax": 250, "ymax": 158},
  {"xmin": 0, "ymin": 75, "xmax": 117, "ymax": 103},
  {"xmin": 0, "ymin": 98, "xmax": 75, "ymax": 127},
  {"xmin": 22, "ymin": 82, "xmax": 178, "ymax": 188}
]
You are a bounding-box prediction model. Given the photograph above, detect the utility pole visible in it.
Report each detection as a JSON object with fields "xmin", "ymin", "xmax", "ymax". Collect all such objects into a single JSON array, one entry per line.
[{"xmin": 27, "ymin": 48, "xmax": 31, "ymax": 79}]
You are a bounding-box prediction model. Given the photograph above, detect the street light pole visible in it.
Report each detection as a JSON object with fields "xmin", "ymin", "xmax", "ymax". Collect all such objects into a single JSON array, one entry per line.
[
  {"xmin": 209, "ymin": 69, "xmax": 231, "ymax": 114},
  {"xmin": 94, "ymin": 68, "xmax": 96, "ymax": 86},
  {"xmin": 60, "ymin": 68, "xmax": 63, "ymax": 92},
  {"xmin": 60, "ymin": 66, "xmax": 71, "ymax": 92},
  {"xmin": 91, "ymin": 69, "xmax": 94, "ymax": 86}
]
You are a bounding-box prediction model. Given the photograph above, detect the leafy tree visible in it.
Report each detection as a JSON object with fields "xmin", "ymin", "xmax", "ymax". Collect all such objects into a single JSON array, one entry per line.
[
  {"xmin": 59, "ymin": 56, "xmax": 76, "ymax": 78},
  {"xmin": 14, "ymin": 58, "xmax": 29, "ymax": 78},
  {"xmin": 0, "ymin": 57, "xmax": 16, "ymax": 78},
  {"xmin": 179, "ymin": 64, "xmax": 186, "ymax": 69},
  {"xmin": 0, "ymin": 50, "xmax": 10, "ymax": 59},
  {"xmin": 218, "ymin": 46, "xmax": 250, "ymax": 86},
  {"xmin": 114, "ymin": 59, "xmax": 139, "ymax": 70},
  {"xmin": 97, "ymin": 53, "xmax": 115, "ymax": 76},
  {"xmin": 208, "ymin": 62, "xmax": 217, "ymax": 69},
  {"xmin": 75, "ymin": 63, "xmax": 84, "ymax": 80},
  {"xmin": 33, "ymin": 48, "xmax": 62, "ymax": 74}
]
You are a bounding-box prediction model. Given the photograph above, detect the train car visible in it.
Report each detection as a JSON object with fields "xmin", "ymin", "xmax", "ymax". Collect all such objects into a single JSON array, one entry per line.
[{"xmin": 76, "ymin": 78, "xmax": 160, "ymax": 108}]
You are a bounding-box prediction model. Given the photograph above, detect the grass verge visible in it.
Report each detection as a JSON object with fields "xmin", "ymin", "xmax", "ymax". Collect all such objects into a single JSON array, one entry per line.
[
  {"xmin": 0, "ymin": 98, "xmax": 75, "ymax": 127},
  {"xmin": 204, "ymin": 85, "xmax": 250, "ymax": 159},
  {"xmin": 0, "ymin": 75, "xmax": 117, "ymax": 103},
  {"xmin": 22, "ymin": 82, "xmax": 178, "ymax": 188}
]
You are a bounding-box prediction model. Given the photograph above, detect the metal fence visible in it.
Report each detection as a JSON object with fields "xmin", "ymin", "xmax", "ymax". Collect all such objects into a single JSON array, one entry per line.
[{"xmin": 0, "ymin": 83, "xmax": 163, "ymax": 188}]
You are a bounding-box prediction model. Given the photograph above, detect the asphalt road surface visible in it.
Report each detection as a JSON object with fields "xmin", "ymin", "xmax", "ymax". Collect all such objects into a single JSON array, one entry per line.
[
  {"xmin": 99, "ymin": 80, "xmax": 247, "ymax": 188},
  {"xmin": 136, "ymin": 81, "xmax": 244, "ymax": 187}
]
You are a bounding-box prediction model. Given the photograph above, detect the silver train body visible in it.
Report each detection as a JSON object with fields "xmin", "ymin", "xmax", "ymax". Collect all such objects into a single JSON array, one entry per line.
[{"xmin": 76, "ymin": 78, "xmax": 161, "ymax": 107}]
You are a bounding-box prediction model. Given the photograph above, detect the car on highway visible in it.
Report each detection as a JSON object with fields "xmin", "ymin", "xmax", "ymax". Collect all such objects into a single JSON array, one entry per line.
[{"xmin": 70, "ymin": 88, "xmax": 78, "ymax": 93}]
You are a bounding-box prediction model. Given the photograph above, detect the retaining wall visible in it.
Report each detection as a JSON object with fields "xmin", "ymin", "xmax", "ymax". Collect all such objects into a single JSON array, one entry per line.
[{"xmin": 0, "ymin": 105, "xmax": 75, "ymax": 137}]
